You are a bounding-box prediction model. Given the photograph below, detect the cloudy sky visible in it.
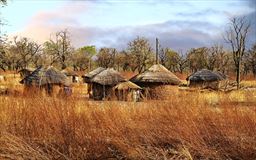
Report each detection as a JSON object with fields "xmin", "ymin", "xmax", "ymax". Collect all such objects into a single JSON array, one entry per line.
[{"xmin": 1, "ymin": 0, "xmax": 256, "ymax": 51}]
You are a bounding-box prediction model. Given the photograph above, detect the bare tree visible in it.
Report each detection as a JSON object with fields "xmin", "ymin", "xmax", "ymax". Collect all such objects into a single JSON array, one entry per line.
[
  {"xmin": 13, "ymin": 36, "xmax": 41, "ymax": 69},
  {"xmin": 177, "ymin": 50, "xmax": 188, "ymax": 74},
  {"xmin": 96, "ymin": 47, "xmax": 117, "ymax": 68},
  {"xmin": 225, "ymin": 17, "xmax": 250, "ymax": 89},
  {"xmin": 44, "ymin": 30, "xmax": 73, "ymax": 69},
  {"xmin": 2, "ymin": 36, "xmax": 41, "ymax": 70}
]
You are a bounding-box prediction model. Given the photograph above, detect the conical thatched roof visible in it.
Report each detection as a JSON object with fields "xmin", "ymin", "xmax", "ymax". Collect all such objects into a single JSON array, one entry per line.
[
  {"xmin": 20, "ymin": 66, "xmax": 71, "ymax": 86},
  {"xmin": 114, "ymin": 81, "xmax": 142, "ymax": 90},
  {"xmin": 187, "ymin": 69, "xmax": 226, "ymax": 82},
  {"xmin": 130, "ymin": 64, "xmax": 182, "ymax": 85},
  {"xmin": 61, "ymin": 68, "xmax": 78, "ymax": 76},
  {"xmin": 90, "ymin": 68, "xmax": 126, "ymax": 86},
  {"xmin": 82, "ymin": 67, "xmax": 106, "ymax": 83}
]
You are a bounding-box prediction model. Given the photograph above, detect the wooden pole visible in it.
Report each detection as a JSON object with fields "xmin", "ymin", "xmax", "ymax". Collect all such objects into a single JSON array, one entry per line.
[{"xmin": 156, "ymin": 38, "xmax": 159, "ymax": 64}]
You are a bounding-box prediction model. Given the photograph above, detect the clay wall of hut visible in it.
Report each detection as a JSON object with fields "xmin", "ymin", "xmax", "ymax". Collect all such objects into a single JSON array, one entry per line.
[
  {"xmin": 141, "ymin": 85, "xmax": 179, "ymax": 100},
  {"xmin": 91, "ymin": 83, "xmax": 113, "ymax": 100},
  {"xmin": 114, "ymin": 88, "xmax": 140, "ymax": 101}
]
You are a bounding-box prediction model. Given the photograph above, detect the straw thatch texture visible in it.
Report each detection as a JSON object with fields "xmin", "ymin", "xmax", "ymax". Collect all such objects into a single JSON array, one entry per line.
[
  {"xmin": 186, "ymin": 69, "xmax": 226, "ymax": 82},
  {"xmin": 187, "ymin": 69, "xmax": 227, "ymax": 90},
  {"xmin": 130, "ymin": 64, "xmax": 182, "ymax": 85},
  {"xmin": 114, "ymin": 81, "xmax": 142, "ymax": 90},
  {"xmin": 113, "ymin": 81, "xmax": 142, "ymax": 101},
  {"xmin": 61, "ymin": 68, "xmax": 78, "ymax": 76},
  {"xmin": 20, "ymin": 66, "xmax": 71, "ymax": 86},
  {"xmin": 61, "ymin": 68, "xmax": 79, "ymax": 83},
  {"xmin": 82, "ymin": 67, "xmax": 106, "ymax": 83},
  {"xmin": 90, "ymin": 68, "xmax": 126, "ymax": 86}
]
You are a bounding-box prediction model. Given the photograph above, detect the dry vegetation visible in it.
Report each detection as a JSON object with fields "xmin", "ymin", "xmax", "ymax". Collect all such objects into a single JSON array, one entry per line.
[{"xmin": 0, "ymin": 74, "xmax": 256, "ymax": 160}]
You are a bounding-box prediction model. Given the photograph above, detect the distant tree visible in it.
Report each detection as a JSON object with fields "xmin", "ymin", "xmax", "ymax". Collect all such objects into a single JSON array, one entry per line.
[
  {"xmin": 160, "ymin": 48, "xmax": 179, "ymax": 72},
  {"xmin": 0, "ymin": 44, "xmax": 6, "ymax": 71},
  {"xmin": 225, "ymin": 17, "xmax": 250, "ymax": 89},
  {"xmin": 127, "ymin": 37, "xmax": 154, "ymax": 73},
  {"xmin": 206, "ymin": 45, "xmax": 231, "ymax": 73},
  {"xmin": 44, "ymin": 30, "xmax": 73, "ymax": 69},
  {"xmin": 245, "ymin": 43, "xmax": 256, "ymax": 77},
  {"xmin": 176, "ymin": 50, "xmax": 188, "ymax": 74},
  {"xmin": 159, "ymin": 48, "xmax": 167, "ymax": 65},
  {"xmin": 72, "ymin": 46, "xmax": 96, "ymax": 71},
  {"xmin": 115, "ymin": 50, "xmax": 129, "ymax": 71},
  {"xmin": 1, "ymin": 36, "xmax": 41, "ymax": 70},
  {"xmin": 187, "ymin": 47, "xmax": 208, "ymax": 72},
  {"xmin": 96, "ymin": 47, "xmax": 117, "ymax": 68}
]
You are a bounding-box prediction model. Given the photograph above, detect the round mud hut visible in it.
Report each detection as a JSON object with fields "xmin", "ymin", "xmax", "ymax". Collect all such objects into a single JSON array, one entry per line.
[
  {"xmin": 186, "ymin": 69, "xmax": 227, "ymax": 90},
  {"xmin": 82, "ymin": 68, "xmax": 126, "ymax": 100},
  {"xmin": 20, "ymin": 66, "xmax": 71, "ymax": 96},
  {"xmin": 113, "ymin": 81, "xmax": 142, "ymax": 101},
  {"xmin": 130, "ymin": 64, "xmax": 182, "ymax": 99}
]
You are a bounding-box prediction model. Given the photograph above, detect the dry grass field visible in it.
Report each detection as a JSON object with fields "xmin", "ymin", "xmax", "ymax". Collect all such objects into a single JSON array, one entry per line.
[{"xmin": 0, "ymin": 73, "xmax": 256, "ymax": 159}]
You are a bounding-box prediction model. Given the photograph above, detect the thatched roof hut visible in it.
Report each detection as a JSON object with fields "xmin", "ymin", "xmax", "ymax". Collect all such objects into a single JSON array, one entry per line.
[
  {"xmin": 113, "ymin": 81, "xmax": 142, "ymax": 101},
  {"xmin": 82, "ymin": 67, "xmax": 126, "ymax": 100},
  {"xmin": 114, "ymin": 81, "xmax": 142, "ymax": 90},
  {"xmin": 61, "ymin": 68, "xmax": 79, "ymax": 83},
  {"xmin": 130, "ymin": 64, "xmax": 182, "ymax": 86},
  {"xmin": 61, "ymin": 68, "xmax": 78, "ymax": 77},
  {"xmin": 20, "ymin": 66, "xmax": 71, "ymax": 86},
  {"xmin": 186, "ymin": 69, "xmax": 226, "ymax": 82},
  {"xmin": 20, "ymin": 66, "xmax": 71, "ymax": 95},
  {"xmin": 82, "ymin": 67, "xmax": 106, "ymax": 83},
  {"xmin": 90, "ymin": 68, "xmax": 126, "ymax": 86},
  {"xmin": 186, "ymin": 69, "xmax": 227, "ymax": 90},
  {"xmin": 130, "ymin": 64, "xmax": 181, "ymax": 100}
]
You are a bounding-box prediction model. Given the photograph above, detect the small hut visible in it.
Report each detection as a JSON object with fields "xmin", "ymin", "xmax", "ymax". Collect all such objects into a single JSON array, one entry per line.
[
  {"xmin": 18, "ymin": 68, "xmax": 35, "ymax": 79},
  {"xmin": 131, "ymin": 64, "xmax": 182, "ymax": 86},
  {"xmin": 61, "ymin": 68, "xmax": 79, "ymax": 83},
  {"xmin": 20, "ymin": 66, "xmax": 71, "ymax": 96},
  {"xmin": 113, "ymin": 81, "xmax": 142, "ymax": 101},
  {"xmin": 82, "ymin": 67, "xmax": 106, "ymax": 83},
  {"xmin": 82, "ymin": 67, "xmax": 106, "ymax": 97},
  {"xmin": 82, "ymin": 68, "xmax": 125, "ymax": 100},
  {"xmin": 186, "ymin": 69, "xmax": 227, "ymax": 90},
  {"xmin": 130, "ymin": 64, "xmax": 182, "ymax": 99}
]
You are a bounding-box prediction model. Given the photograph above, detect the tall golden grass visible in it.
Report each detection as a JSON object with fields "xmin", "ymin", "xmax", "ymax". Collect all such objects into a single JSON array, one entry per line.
[
  {"xmin": 0, "ymin": 87, "xmax": 256, "ymax": 159},
  {"xmin": 0, "ymin": 73, "xmax": 256, "ymax": 159}
]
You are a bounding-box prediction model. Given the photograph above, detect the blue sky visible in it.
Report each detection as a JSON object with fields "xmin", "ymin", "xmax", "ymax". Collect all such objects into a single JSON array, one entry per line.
[{"xmin": 1, "ymin": 0, "xmax": 256, "ymax": 51}]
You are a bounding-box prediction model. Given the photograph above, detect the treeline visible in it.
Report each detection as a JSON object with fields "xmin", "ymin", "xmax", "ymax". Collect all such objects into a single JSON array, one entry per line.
[{"xmin": 0, "ymin": 30, "xmax": 255, "ymax": 76}]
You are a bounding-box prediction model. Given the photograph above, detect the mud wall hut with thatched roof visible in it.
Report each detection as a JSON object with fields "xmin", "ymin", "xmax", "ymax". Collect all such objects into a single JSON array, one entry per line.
[
  {"xmin": 82, "ymin": 67, "xmax": 106, "ymax": 98},
  {"xmin": 130, "ymin": 64, "xmax": 182, "ymax": 99},
  {"xmin": 82, "ymin": 67, "xmax": 126, "ymax": 100},
  {"xmin": 186, "ymin": 69, "xmax": 227, "ymax": 90},
  {"xmin": 113, "ymin": 81, "xmax": 142, "ymax": 101},
  {"xmin": 18, "ymin": 68, "xmax": 35, "ymax": 79},
  {"xmin": 20, "ymin": 66, "xmax": 71, "ymax": 96},
  {"xmin": 61, "ymin": 68, "xmax": 79, "ymax": 83}
]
